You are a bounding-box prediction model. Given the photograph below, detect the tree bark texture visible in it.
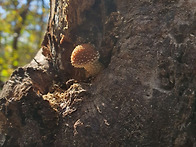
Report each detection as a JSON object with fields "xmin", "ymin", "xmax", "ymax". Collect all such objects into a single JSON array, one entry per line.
[{"xmin": 0, "ymin": 0, "xmax": 196, "ymax": 146}]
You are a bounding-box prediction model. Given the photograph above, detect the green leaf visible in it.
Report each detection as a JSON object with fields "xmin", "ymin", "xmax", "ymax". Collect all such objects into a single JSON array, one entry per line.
[
  {"xmin": 0, "ymin": 58, "xmax": 4, "ymax": 64},
  {"xmin": 13, "ymin": 60, "xmax": 18, "ymax": 67},
  {"xmin": 1, "ymin": 69, "xmax": 9, "ymax": 77}
]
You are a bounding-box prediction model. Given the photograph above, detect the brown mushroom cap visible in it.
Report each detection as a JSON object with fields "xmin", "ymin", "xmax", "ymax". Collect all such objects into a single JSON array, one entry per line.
[{"xmin": 71, "ymin": 44, "xmax": 100, "ymax": 68}]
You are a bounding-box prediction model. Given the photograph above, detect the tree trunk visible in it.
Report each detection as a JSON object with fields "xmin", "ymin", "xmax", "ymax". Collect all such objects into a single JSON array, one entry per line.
[
  {"xmin": 12, "ymin": 0, "xmax": 33, "ymax": 51},
  {"xmin": 0, "ymin": 0, "xmax": 196, "ymax": 146}
]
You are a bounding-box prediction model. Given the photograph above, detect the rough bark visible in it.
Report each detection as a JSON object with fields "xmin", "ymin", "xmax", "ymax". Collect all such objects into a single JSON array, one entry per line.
[{"xmin": 0, "ymin": 0, "xmax": 196, "ymax": 146}]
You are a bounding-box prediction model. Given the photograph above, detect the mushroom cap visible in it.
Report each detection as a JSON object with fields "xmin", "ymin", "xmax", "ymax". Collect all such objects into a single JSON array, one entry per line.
[{"xmin": 71, "ymin": 44, "xmax": 100, "ymax": 68}]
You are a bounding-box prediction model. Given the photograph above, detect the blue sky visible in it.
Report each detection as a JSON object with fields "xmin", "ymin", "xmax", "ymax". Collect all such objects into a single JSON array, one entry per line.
[
  {"xmin": 0, "ymin": 0, "xmax": 50, "ymax": 27},
  {"xmin": 0, "ymin": 0, "xmax": 50, "ymax": 17},
  {"xmin": 0, "ymin": 0, "xmax": 50, "ymax": 44}
]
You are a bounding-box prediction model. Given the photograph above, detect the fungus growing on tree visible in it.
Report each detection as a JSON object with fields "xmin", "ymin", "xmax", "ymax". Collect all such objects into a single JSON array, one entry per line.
[{"xmin": 71, "ymin": 44, "xmax": 103, "ymax": 76}]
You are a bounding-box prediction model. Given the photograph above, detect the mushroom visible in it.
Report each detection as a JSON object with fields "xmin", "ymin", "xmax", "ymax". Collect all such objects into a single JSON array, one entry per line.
[{"xmin": 71, "ymin": 44, "xmax": 103, "ymax": 76}]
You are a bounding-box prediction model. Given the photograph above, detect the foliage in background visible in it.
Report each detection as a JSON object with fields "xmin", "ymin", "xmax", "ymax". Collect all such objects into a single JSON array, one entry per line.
[{"xmin": 0, "ymin": 0, "xmax": 49, "ymax": 84}]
